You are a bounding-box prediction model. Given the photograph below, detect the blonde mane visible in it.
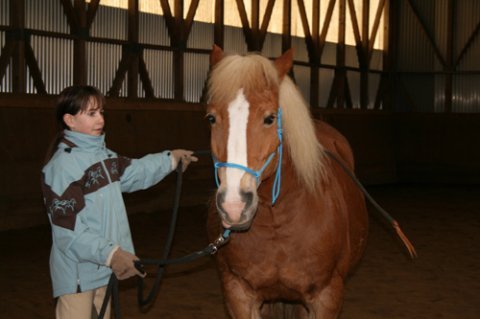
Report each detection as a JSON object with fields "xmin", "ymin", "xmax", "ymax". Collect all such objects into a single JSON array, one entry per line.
[{"xmin": 208, "ymin": 52, "xmax": 326, "ymax": 192}]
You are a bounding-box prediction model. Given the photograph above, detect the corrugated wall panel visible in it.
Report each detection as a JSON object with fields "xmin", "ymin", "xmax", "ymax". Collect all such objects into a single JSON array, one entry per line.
[
  {"xmin": 0, "ymin": 31, "xmax": 9, "ymax": 93},
  {"xmin": 25, "ymin": 0, "xmax": 69, "ymax": 33},
  {"xmin": 143, "ymin": 49, "xmax": 174, "ymax": 99},
  {"xmin": 291, "ymin": 36, "xmax": 309, "ymax": 63},
  {"xmin": 434, "ymin": 75, "xmax": 446, "ymax": 112},
  {"xmin": 183, "ymin": 52, "xmax": 209, "ymax": 102},
  {"xmin": 345, "ymin": 45, "xmax": 359, "ymax": 68},
  {"xmin": 187, "ymin": 21, "xmax": 214, "ymax": 50},
  {"xmin": 455, "ymin": 0, "xmax": 480, "ymax": 70},
  {"xmin": 293, "ymin": 65, "xmax": 311, "ymax": 105},
  {"xmin": 31, "ymin": 36, "xmax": 73, "ymax": 94},
  {"xmin": 260, "ymin": 33, "xmax": 282, "ymax": 58},
  {"xmin": 434, "ymin": 0, "xmax": 448, "ymax": 70},
  {"xmin": 397, "ymin": 0, "xmax": 436, "ymax": 71},
  {"xmin": 318, "ymin": 68, "xmax": 334, "ymax": 107},
  {"xmin": 139, "ymin": 12, "xmax": 169, "ymax": 46},
  {"xmin": 0, "ymin": 0, "xmax": 8, "ymax": 25},
  {"xmin": 224, "ymin": 26, "xmax": 248, "ymax": 55},
  {"xmin": 90, "ymin": 4, "xmax": 127, "ymax": 40},
  {"xmin": 453, "ymin": 75, "xmax": 480, "ymax": 113},
  {"xmin": 399, "ymin": 74, "xmax": 435, "ymax": 112},
  {"xmin": 347, "ymin": 71, "xmax": 361, "ymax": 108},
  {"xmin": 370, "ymin": 50, "xmax": 383, "ymax": 71},
  {"xmin": 368, "ymin": 72, "xmax": 381, "ymax": 109},
  {"xmin": 86, "ymin": 42, "xmax": 125, "ymax": 96},
  {"xmin": 321, "ymin": 42, "xmax": 337, "ymax": 66}
]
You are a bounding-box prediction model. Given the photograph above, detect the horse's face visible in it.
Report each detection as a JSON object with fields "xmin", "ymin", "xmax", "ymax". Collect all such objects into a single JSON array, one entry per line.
[{"xmin": 207, "ymin": 46, "xmax": 293, "ymax": 231}]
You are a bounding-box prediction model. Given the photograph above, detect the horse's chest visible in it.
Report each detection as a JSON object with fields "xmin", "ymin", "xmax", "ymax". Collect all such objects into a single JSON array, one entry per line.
[{"xmin": 224, "ymin": 238, "xmax": 325, "ymax": 294}]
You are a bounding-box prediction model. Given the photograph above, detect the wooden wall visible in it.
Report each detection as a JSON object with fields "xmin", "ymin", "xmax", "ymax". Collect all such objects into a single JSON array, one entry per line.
[{"xmin": 1, "ymin": 96, "xmax": 479, "ymax": 231}]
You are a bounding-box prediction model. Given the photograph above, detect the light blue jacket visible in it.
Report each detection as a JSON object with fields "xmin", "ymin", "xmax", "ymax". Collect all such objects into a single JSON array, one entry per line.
[{"xmin": 41, "ymin": 130, "xmax": 173, "ymax": 297}]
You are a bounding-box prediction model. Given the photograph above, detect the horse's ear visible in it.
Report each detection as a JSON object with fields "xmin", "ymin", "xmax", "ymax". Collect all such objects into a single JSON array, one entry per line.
[
  {"xmin": 210, "ymin": 44, "xmax": 224, "ymax": 67},
  {"xmin": 274, "ymin": 48, "xmax": 294, "ymax": 79}
]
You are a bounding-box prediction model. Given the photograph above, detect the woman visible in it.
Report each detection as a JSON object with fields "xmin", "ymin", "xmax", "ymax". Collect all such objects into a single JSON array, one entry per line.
[{"xmin": 41, "ymin": 85, "xmax": 197, "ymax": 318}]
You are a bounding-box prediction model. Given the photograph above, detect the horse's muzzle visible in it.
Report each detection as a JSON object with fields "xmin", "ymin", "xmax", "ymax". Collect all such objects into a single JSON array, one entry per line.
[{"xmin": 216, "ymin": 189, "xmax": 257, "ymax": 230}]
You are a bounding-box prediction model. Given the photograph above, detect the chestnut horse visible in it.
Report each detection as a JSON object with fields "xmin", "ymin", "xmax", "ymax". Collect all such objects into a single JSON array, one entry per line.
[{"xmin": 206, "ymin": 46, "xmax": 369, "ymax": 318}]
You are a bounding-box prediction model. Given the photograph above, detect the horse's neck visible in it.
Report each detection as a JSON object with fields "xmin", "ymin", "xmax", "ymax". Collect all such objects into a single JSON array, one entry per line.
[{"xmin": 258, "ymin": 154, "xmax": 303, "ymax": 208}]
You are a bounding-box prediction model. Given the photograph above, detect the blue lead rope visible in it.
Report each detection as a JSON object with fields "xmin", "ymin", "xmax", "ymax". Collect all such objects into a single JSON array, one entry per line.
[{"xmin": 213, "ymin": 108, "xmax": 284, "ymax": 206}]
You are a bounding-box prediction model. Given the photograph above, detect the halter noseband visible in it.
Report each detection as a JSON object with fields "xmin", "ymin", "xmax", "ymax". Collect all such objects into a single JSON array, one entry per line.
[{"xmin": 213, "ymin": 108, "xmax": 283, "ymax": 205}]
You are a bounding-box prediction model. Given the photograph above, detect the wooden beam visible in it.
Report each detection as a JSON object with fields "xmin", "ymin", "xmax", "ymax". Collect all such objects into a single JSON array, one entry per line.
[
  {"xmin": 159, "ymin": 0, "xmax": 176, "ymax": 42},
  {"xmin": 296, "ymin": 0, "xmax": 316, "ymax": 61},
  {"xmin": 127, "ymin": 0, "xmax": 139, "ymax": 98},
  {"xmin": 184, "ymin": 0, "xmax": 200, "ymax": 42},
  {"xmin": 86, "ymin": 0, "xmax": 101, "ymax": 29},
  {"xmin": 367, "ymin": 0, "xmax": 385, "ymax": 63},
  {"xmin": 173, "ymin": 0, "xmax": 184, "ymax": 101},
  {"xmin": 0, "ymin": 40, "xmax": 15, "ymax": 83},
  {"xmin": 444, "ymin": 0, "xmax": 455, "ymax": 113},
  {"xmin": 336, "ymin": 0, "xmax": 346, "ymax": 108},
  {"xmin": 214, "ymin": 0, "xmax": 225, "ymax": 48},
  {"xmin": 310, "ymin": 0, "xmax": 320, "ymax": 107},
  {"xmin": 60, "ymin": 0, "xmax": 79, "ymax": 33},
  {"xmin": 108, "ymin": 51, "xmax": 134, "ymax": 97},
  {"xmin": 73, "ymin": 0, "xmax": 87, "ymax": 85},
  {"xmin": 317, "ymin": 0, "xmax": 336, "ymax": 59},
  {"xmin": 383, "ymin": 0, "xmax": 397, "ymax": 111},
  {"xmin": 360, "ymin": 0, "xmax": 369, "ymax": 109},
  {"xmin": 138, "ymin": 55, "xmax": 155, "ymax": 98},
  {"xmin": 347, "ymin": 0, "xmax": 362, "ymax": 51},
  {"xmin": 235, "ymin": 0, "xmax": 254, "ymax": 50},
  {"xmin": 282, "ymin": 0, "xmax": 292, "ymax": 52},
  {"xmin": 455, "ymin": 11, "xmax": 480, "ymax": 67},
  {"xmin": 252, "ymin": 0, "xmax": 260, "ymax": 48},
  {"xmin": 405, "ymin": 0, "xmax": 446, "ymax": 67},
  {"xmin": 259, "ymin": 0, "xmax": 276, "ymax": 51},
  {"xmin": 24, "ymin": 42, "xmax": 46, "ymax": 94},
  {"xmin": 10, "ymin": 0, "xmax": 26, "ymax": 93}
]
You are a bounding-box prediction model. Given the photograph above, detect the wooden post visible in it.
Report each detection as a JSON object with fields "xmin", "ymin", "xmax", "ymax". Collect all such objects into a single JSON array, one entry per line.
[
  {"xmin": 73, "ymin": 0, "xmax": 87, "ymax": 86},
  {"xmin": 444, "ymin": 0, "xmax": 454, "ymax": 113},
  {"xmin": 127, "ymin": 0, "xmax": 139, "ymax": 98},
  {"xmin": 10, "ymin": 0, "xmax": 26, "ymax": 93},
  {"xmin": 336, "ymin": 0, "xmax": 346, "ymax": 108},
  {"xmin": 214, "ymin": 0, "xmax": 225, "ymax": 48}
]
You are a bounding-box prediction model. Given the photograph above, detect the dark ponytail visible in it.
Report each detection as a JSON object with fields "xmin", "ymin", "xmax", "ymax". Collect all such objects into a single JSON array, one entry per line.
[{"xmin": 43, "ymin": 85, "xmax": 105, "ymax": 164}]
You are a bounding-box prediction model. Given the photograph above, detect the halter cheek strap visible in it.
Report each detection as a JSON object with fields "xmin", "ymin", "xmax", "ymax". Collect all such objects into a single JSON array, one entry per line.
[{"xmin": 212, "ymin": 108, "xmax": 283, "ymax": 205}]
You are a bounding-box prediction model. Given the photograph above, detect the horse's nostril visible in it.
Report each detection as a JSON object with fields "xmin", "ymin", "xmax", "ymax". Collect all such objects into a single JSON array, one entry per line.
[
  {"xmin": 241, "ymin": 191, "xmax": 254, "ymax": 207},
  {"xmin": 216, "ymin": 190, "xmax": 225, "ymax": 205}
]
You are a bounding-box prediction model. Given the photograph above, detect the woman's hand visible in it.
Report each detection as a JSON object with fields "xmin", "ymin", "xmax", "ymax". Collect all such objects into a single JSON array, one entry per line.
[
  {"xmin": 110, "ymin": 248, "xmax": 146, "ymax": 280},
  {"xmin": 171, "ymin": 149, "xmax": 199, "ymax": 172}
]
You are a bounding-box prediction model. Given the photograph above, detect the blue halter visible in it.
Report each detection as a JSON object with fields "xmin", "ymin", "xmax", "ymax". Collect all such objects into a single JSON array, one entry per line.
[{"xmin": 213, "ymin": 108, "xmax": 283, "ymax": 205}]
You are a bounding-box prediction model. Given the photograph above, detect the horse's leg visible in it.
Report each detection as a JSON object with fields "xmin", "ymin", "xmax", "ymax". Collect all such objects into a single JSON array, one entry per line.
[
  {"xmin": 222, "ymin": 274, "xmax": 262, "ymax": 319},
  {"xmin": 305, "ymin": 274, "xmax": 345, "ymax": 319}
]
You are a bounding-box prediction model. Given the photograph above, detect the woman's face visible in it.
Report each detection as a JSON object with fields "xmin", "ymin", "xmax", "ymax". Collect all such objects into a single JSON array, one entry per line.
[{"xmin": 64, "ymin": 97, "xmax": 105, "ymax": 136}]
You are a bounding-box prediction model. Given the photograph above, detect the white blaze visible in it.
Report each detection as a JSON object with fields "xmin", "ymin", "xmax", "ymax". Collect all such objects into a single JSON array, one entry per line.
[{"xmin": 226, "ymin": 89, "xmax": 249, "ymax": 201}]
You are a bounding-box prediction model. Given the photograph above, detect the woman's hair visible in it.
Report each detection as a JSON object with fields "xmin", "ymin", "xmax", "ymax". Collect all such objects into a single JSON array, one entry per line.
[
  {"xmin": 44, "ymin": 85, "xmax": 105, "ymax": 164},
  {"xmin": 56, "ymin": 85, "xmax": 105, "ymax": 129}
]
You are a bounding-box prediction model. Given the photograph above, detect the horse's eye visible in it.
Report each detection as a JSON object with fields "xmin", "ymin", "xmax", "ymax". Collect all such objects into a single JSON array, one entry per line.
[
  {"xmin": 264, "ymin": 114, "xmax": 276, "ymax": 126},
  {"xmin": 206, "ymin": 114, "xmax": 216, "ymax": 125}
]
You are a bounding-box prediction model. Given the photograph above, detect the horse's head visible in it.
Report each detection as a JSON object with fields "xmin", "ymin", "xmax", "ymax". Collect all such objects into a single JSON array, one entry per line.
[{"xmin": 206, "ymin": 45, "xmax": 293, "ymax": 231}]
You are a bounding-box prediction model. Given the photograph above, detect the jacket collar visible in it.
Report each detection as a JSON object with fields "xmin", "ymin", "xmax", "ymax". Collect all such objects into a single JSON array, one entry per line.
[{"xmin": 61, "ymin": 129, "xmax": 106, "ymax": 152}]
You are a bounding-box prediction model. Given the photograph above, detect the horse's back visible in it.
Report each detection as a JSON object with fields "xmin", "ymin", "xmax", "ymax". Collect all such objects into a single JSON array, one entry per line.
[
  {"xmin": 314, "ymin": 119, "xmax": 355, "ymax": 171},
  {"xmin": 315, "ymin": 119, "xmax": 369, "ymax": 269}
]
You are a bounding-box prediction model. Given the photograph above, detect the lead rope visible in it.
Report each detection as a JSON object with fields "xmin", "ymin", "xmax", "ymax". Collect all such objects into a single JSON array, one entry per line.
[
  {"xmin": 324, "ymin": 150, "xmax": 417, "ymax": 258},
  {"xmin": 98, "ymin": 152, "xmax": 230, "ymax": 319}
]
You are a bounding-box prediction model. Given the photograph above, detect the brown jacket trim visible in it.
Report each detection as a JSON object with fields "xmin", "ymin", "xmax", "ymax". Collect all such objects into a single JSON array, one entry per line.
[
  {"xmin": 42, "ymin": 174, "xmax": 85, "ymax": 231},
  {"xmin": 104, "ymin": 156, "xmax": 132, "ymax": 183}
]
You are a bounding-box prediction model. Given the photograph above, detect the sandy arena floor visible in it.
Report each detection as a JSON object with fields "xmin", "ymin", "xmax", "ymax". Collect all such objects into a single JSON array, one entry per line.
[{"xmin": 1, "ymin": 184, "xmax": 479, "ymax": 318}]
